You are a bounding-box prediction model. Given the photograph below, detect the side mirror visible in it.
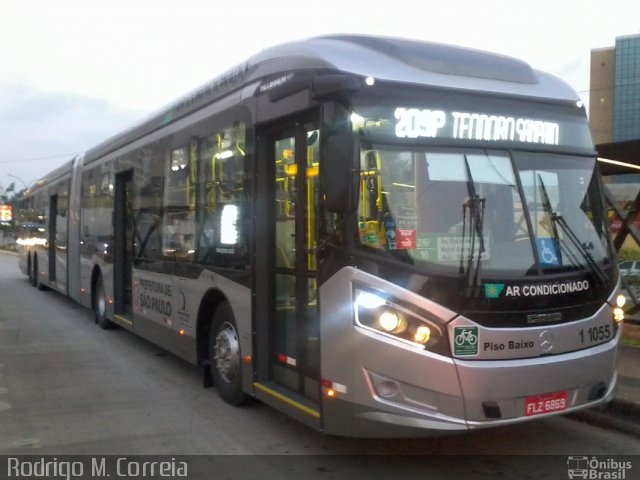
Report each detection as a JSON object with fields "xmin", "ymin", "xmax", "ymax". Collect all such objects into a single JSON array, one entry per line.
[
  {"xmin": 314, "ymin": 78, "xmax": 362, "ymax": 214},
  {"xmin": 322, "ymin": 112, "xmax": 359, "ymax": 213}
]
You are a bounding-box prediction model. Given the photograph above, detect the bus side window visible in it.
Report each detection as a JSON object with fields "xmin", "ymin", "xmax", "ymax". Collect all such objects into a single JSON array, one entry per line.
[
  {"xmin": 197, "ymin": 122, "xmax": 247, "ymax": 267},
  {"xmin": 80, "ymin": 167, "xmax": 107, "ymax": 255},
  {"xmin": 162, "ymin": 146, "xmax": 196, "ymax": 261},
  {"xmin": 133, "ymin": 146, "xmax": 164, "ymax": 262}
]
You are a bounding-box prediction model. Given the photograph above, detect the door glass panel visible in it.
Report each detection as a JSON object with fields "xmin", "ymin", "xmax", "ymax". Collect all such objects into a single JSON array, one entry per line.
[
  {"xmin": 270, "ymin": 127, "xmax": 320, "ymax": 401},
  {"xmin": 48, "ymin": 195, "xmax": 58, "ymax": 282},
  {"xmin": 275, "ymin": 136, "xmax": 297, "ymax": 269},
  {"xmin": 273, "ymin": 135, "xmax": 298, "ymax": 391},
  {"xmin": 305, "ymin": 130, "xmax": 320, "ymax": 274},
  {"xmin": 115, "ymin": 171, "xmax": 134, "ymax": 313}
]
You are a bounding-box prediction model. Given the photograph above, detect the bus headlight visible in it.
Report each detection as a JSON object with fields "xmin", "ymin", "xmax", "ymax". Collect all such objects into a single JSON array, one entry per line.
[
  {"xmin": 412, "ymin": 325, "xmax": 431, "ymax": 344},
  {"xmin": 612, "ymin": 294, "xmax": 626, "ymax": 323},
  {"xmin": 378, "ymin": 310, "xmax": 406, "ymax": 334},
  {"xmin": 354, "ymin": 288, "xmax": 446, "ymax": 354}
]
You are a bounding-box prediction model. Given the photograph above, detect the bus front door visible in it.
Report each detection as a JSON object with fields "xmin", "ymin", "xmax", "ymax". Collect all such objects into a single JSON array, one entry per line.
[{"xmin": 255, "ymin": 117, "xmax": 321, "ymax": 424}]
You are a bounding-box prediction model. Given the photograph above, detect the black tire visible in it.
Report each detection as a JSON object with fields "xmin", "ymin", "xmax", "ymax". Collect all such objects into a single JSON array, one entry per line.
[
  {"xmin": 27, "ymin": 254, "xmax": 33, "ymax": 285},
  {"xmin": 209, "ymin": 301, "xmax": 249, "ymax": 405},
  {"xmin": 32, "ymin": 256, "xmax": 41, "ymax": 289},
  {"xmin": 94, "ymin": 275, "xmax": 112, "ymax": 329}
]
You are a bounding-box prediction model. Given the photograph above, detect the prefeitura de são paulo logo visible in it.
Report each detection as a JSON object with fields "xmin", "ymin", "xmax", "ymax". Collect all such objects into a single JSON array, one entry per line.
[{"xmin": 567, "ymin": 456, "xmax": 632, "ymax": 479}]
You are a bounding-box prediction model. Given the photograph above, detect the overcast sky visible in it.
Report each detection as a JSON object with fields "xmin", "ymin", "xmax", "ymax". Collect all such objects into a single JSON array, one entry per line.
[{"xmin": 1, "ymin": 0, "xmax": 639, "ymax": 193}]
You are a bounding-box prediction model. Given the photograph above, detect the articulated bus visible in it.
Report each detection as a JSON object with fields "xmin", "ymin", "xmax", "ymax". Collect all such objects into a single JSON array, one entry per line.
[{"xmin": 17, "ymin": 35, "xmax": 624, "ymax": 437}]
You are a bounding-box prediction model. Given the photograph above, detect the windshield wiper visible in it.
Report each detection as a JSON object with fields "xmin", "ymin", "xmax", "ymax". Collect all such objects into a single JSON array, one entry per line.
[
  {"xmin": 537, "ymin": 175, "xmax": 607, "ymax": 285},
  {"xmin": 459, "ymin": 155, "xmax": 486, "ymax": 296}
]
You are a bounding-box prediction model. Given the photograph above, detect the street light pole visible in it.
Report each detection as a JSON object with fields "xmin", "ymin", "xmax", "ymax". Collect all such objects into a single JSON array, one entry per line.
[{"xmin": 7, "ymin": 173, "xmax": 29, "ymax": 190}]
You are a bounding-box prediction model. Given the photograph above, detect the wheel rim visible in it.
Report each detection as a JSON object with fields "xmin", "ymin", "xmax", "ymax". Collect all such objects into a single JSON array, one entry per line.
[{"xmin": 213, "ymin": 322, "xmax": 240, "ymax": 383}]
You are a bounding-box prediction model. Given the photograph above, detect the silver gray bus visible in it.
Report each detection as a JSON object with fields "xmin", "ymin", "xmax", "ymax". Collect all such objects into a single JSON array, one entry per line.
[{"xmin": 16, "ymin": 35, "xmax": 624, "ymax": 437}]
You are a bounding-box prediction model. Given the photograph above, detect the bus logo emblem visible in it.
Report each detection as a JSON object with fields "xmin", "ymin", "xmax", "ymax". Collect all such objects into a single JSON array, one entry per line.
[
  {"xmin": 484, "ymin": 283, "xmax": 505, "ymax": 299},
  {"xmin": 539, "ymin": 331, "xmax": 554, "ymax": 353},
  {"xmin": 454, "ymin": 327, "xmax": 479, "ymax": 356}
]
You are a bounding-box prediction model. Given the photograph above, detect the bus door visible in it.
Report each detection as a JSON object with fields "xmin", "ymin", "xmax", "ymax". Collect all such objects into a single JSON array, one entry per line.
[
  {"xmin": 50, "ymin": 188, "xmax": 69, "ymax": 294},
  {"xmin": 48, "ymin": 194, "xmax": 58, "ymax": 284},
  {"xmin": 113, "ymin": 170, "xmax": 134, "ymax": 316},
  {"xmin": 255, "ymin": 116, "xmax": 322, "ymax": 424}
]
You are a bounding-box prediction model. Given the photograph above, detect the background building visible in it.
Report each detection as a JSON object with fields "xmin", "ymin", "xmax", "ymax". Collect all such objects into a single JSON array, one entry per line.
[
  {"xmin": 590, "ymin": 33, "xmax": 640, "ymax": 268},
  {"xmin": 613, "ymin": 35, "xmax": 640, "ymax": 143},
  {"xmin": 590, "ymin": 33, "xmax": 640, "ymax": 145},
  {"xmin": 590, "ymin": 33, "xmax": 640, "ymax": 186},
  {"xmin": 590, "ymin": 47, "xmax": 615, "ymax": 146}
]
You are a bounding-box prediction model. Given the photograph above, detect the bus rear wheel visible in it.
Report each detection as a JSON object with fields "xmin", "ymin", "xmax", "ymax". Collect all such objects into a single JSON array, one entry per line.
[
  {"xmin": 27, "ymin": 254, "xmax": 33, "ymax": 285},
  {"xmin": 209, "ymin": 301, "xmax": 249, "ymax": 406},
  {"xmin": 94, "ymin": 275, "xmax": 112, "ymax": 329},
  {"xmin": 32, "ymin": 256, "xmax": 44, "ymax": 290}
]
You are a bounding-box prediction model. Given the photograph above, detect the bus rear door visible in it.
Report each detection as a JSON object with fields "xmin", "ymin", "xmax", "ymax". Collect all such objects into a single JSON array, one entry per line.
[{"xmin": 113, "ymin": 170, "xmax": 134, "ymax": 318}]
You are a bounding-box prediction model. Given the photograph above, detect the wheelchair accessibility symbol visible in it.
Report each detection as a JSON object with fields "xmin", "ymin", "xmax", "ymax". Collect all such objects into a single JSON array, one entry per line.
[{"xmin": 536, "ymin": 238, "xmax": 560, "ymax": 266}]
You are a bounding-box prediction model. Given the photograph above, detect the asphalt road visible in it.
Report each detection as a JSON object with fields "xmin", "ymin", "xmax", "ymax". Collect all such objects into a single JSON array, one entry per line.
[{"xmin": 0, "ymin": 252, "xmax": 638, "ymax": 479}]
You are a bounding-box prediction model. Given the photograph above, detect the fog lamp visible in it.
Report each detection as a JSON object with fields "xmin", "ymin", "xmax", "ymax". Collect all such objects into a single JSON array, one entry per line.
[{"xmin": 613, "ymin": 307, "xmax": 625, "ymax": 323}]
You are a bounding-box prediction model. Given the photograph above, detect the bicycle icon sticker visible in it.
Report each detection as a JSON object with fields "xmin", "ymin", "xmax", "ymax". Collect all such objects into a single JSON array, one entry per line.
[{"xmin": 454, "ymin": 326, "xmax": 479, "ymax": 356}]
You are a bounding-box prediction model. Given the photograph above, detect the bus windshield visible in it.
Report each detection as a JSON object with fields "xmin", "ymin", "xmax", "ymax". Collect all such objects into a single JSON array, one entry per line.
[{"xmin": 357, "ymin": 147, "xmax": 612, "ymax": 277}]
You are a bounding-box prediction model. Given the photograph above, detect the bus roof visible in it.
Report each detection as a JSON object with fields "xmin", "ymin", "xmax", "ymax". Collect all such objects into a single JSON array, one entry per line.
[
  {"xmin": 25, "ymin": 156, "xmax": 77, "ymax": 195},
  {"xmin": 85, "ymin": 35, "xmax": 579, "ymax": 163}
]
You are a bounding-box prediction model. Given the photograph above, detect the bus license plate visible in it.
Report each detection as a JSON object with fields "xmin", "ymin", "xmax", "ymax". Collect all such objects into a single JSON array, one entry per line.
[{"xmin": 525, "ymin": 391, "xmax": 567, "ymax": 416}]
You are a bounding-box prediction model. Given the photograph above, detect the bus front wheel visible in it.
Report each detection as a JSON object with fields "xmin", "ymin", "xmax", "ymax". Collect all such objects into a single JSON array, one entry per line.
[{"xmin": 209, "ymin": 301, "xmax": 249, "ymax": 406}]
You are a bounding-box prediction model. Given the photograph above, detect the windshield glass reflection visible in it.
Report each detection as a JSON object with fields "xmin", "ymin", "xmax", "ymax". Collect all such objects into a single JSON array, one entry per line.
[{"xmin": 356, "ymin": 147, "xmax": 612, "ymax": 277}]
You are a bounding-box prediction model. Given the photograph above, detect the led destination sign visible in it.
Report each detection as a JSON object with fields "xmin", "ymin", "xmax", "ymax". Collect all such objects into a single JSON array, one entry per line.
[{"xmin": 394, "ymin": 107, "xmax": 560, "ymax": 145}]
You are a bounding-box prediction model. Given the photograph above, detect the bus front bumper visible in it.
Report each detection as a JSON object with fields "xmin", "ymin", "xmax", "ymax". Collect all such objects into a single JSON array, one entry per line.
[{"xmin": 322, "ymin": 329, "xmax": 619, "ymax": 437}]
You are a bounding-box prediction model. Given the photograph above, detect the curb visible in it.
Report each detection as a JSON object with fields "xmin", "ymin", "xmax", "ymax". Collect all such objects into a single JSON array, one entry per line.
[{"xmin": 569, "ymin": 398, "xmax": 640, "ymax": 437}]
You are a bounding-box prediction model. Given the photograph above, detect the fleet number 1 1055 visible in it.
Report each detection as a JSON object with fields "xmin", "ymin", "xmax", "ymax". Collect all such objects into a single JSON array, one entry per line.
[{"xmin": 578, "ymin": 325, "xmax": 612, "ymax": 344}]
